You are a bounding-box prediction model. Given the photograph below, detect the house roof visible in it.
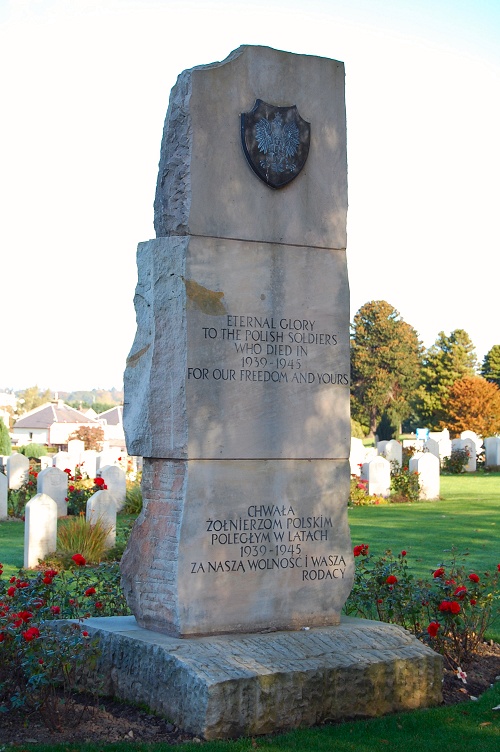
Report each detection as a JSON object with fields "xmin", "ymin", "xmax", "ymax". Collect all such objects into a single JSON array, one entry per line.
[
  {"xmin": 14, "ymin": 402, "xmax": 101, "ymax": 429},
  {"xmin": 97, "ymin": 405, "xmax": 123, "ymax": 426}
]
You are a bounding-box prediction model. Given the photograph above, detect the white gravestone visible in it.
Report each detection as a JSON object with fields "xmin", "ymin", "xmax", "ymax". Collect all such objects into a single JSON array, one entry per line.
[
  {"xmin": 409, "ymin": 453, "xmax": 440, "ymax": 500},
  {"xmin": 0, "ymin": 472, "xmax": 7, "ymax": 519},
  {"xmin": 424, "ymin": 438, "xmax": 440, "ymax": 460},
  {"xmin": 24, "ymin": 493, "xmax": 58, "ymax": 568},
  {"xmin": 40, "ymin": 455, "xmax": 53, "ymax": 470},
  {"xmin": 385, "ymin": 439, "xmax": 403, "ymax": 468},
  {"xmin": 452, "ymin": 438, "xmax": 476, "ymax": 472},
  {"xmin": 37, "ymin": 466, "xmax": 68, "ymax": 517},
  {"xmin": 6, "ymin": 453, "xmax": 29, "ymax": 489},
  {"xmin": 121, "ymin": 45, "xmax": 353, "ymax": 637},
  {"xmin": 80, "ymin": 449, "xmax": 97, "ymax": 479},
  {"xmin": 461, "ymin": 431, "xmax": 482, "ymax": 453},
  {"xmin": 86, "ymin": 489, "xmax": 116, "ymax": 549},
  {"xmin": 99, "ymin": 465, "xmax": 126, "ymax": 512},
  {"xmin": 67, "ymin": 439, "xmax": 85, "ymax": 463},
  {"xmin": 361, "ymin": 456, "xmax": 391, "ymax": 497},
  {"xmin": 438, "ymin": 438, "xmax": 452, "ymax": 462},
  {"xmin": 349, "ymin": 437, "xmax": 365, "ymax": 476},
  {"xmin": 484, "ymin": 437, "xmax": 500, "ymax": 467},
  {"xmin": 376, "ymin": 440, "xmax": 389, "ymax": 456},
  {"xmin": 52, "ymin": 451, "xmax": 74, "ymax": 474}
]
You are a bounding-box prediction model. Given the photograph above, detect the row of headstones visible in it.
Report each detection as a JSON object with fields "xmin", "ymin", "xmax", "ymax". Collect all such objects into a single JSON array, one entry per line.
[
  {"xmin": 358, "ymin": 452, "xmax": 440, "ymax": 500},
  {"xmin": 24, "ymin": 488, "xmax": 117, "ymax": 568},
  {"xmin": 0, "ymin": 445, "xmax": 130, "ymax": 491},
  {"xmin": 0, "ymin": 463, "xmax": 127, "ymax": 520},
  {"xmin": 350, "ymin": 433, "xmax": 500, "ymax": 477}
]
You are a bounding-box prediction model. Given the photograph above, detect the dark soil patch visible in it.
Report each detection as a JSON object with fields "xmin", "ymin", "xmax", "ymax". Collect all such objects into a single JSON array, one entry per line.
[{"xmin": 1, "ymin": 642, "xmax": 499, "ymax": 746}]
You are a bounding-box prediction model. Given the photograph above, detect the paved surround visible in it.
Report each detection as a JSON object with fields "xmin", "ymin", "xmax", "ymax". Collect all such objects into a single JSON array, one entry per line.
[{"xmin": 80, "ymin": 615, "xmax": 443, "ymax": 740}]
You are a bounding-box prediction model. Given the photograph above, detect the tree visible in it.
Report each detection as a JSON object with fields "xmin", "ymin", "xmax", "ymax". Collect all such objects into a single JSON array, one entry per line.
[
  {"xmin": 439, "ymin": 376, "xmax": 500, "ymax": 437},
  {"xmin": 350, "ymin": 301, "xmax": 422, "ymax": 437},
  {"xmin": 412, "ymin": 330, "xmax": 477, "ymax": 429},
  {"xmin": 17, "ymin": 385, "xmax": 52, "ymax": 414},
  {"xmin": 67, "ymin": 426, "xmax": 105, "ymax": 451},
  {"xmin": 481, "ymin": 345, "xmax": 500, "ymax": 387},
  {"xmin": 0, "ymin": 420, "xmax": 11, "ymax": 455}
]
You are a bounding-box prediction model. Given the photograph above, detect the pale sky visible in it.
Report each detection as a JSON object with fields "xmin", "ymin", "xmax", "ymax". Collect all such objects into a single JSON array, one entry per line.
[{"xmin": 1, "ymin": 0, "xmax": 499, "ymax": 392}]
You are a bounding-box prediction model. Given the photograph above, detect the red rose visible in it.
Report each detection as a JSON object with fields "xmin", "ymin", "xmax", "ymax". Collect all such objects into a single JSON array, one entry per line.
[
  {"xmin": 468, "ymin": 573, "xmax": 479, "ymax": 583},
  {"xmin": 17, "ymin": 611, "xmax": 33, "ymax": 623},
  {"xmin": 64, "ymin": 468, "xmax": 72, "ymax": 475},
  {"xmin": 38, "ymin": 658, "xmax": 44, "ymax": 665},
  {"xmin": 43, "ymin": 576, "xmax": 53, "ymax": 585},
  {"xmin": 69, "ymin": 485, "xmax": 75, "ymax": 492},
  {"xmin": 23, "ymin": 626, "xmax": 40, "ymax": 641},
  {"xmin": 497, "ymin": 564, "xmax": 500, "ymax": 572},
  {"xmin": 453, "ymin": 586, "xmax": 467, "ymax": 599},
  {"xmin": 386, "ymin": 575, "xmax": 398, "ymax": 585},
  {"xmin": 7, "ymin": 587, "xmax": 15, "ymax": 597},
  {"xmin": 72, "ymin": 554, "xmax": 86, "ymax": 566},
  {"xmin": 438, "ymin": 600, "xmax": 450, "ymax": 612},
  {"xmin": 94, "ymin": 477, "xmax": 105, "ymax": 487},
  {"xmin": 377, "ymin": 598, "xmax": 383, "ymax": 604},
  {"xmin": 470, "ymin": 599, "xmax": 477, "ymax": 606},
  {"xmin": 401, "ymin": 550, "xmax": 407, "ymax": 557},
  {"xmin": 449, "ymin": 601, "xmax": 461, "ymax": 614},
  {"xmin": 84, "ymin": 587, "xmax": 96, "ymax": 597},
  {"xmin": 0, "ymin": 633, "xmax": 5, "ymax": 642},
  {"xmin": 433, "ymin": 568, "xmax": 445, "ymax": 578},
  {"xmin": 51, "ymin": 606, "xmax": 60, "ymax": 615},
  {"xmin": 427, "ymin": 621, "xmax": 440, "ymax": 637},
  {"xmin": 95, "ymin": 601, "xmax": 103, "ymax": 609},
  {"xmin": 82, "ymin": 630, "xmax": 89, "ymax": 637}
]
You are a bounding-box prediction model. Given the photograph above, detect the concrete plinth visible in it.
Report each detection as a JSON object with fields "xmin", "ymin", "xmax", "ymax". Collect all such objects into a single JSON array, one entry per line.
[{"xmin": 80, "ymin": 615, "xmax": 442, "ymax": 740}]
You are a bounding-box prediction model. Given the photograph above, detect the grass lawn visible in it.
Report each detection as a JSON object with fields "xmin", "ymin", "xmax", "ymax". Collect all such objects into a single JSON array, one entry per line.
[{"xmin": 14, "ymin": 681, "xmax": 500, "ymax": 752}]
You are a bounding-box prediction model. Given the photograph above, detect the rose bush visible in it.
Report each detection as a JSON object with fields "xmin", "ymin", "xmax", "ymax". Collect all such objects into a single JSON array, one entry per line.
[
  {"xmin": 0, "ymin": 557, "xmax": 130, "ymax": 727},
  {"xmin": 345, "ymin": 546, "xmax": 500, "ymax": 667}
]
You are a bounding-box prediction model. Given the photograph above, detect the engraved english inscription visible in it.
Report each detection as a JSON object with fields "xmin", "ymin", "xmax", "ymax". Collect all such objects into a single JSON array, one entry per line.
[{"xmin": 241, "ymin": 100, "xmax": 311, "ymax": 188}]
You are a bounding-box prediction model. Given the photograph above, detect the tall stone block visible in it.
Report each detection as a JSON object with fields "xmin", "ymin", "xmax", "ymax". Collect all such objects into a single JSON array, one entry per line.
[
  {"xmin": 37, "ymin": 466, "xmax": 68, "ymax": 517},
  {"xmin": 24, "ymin": 493, "xmax": 57, "ymax": 568},
  {"xmin": 122, "ymin": 46, "xmax": 352, "ymax": 637}
]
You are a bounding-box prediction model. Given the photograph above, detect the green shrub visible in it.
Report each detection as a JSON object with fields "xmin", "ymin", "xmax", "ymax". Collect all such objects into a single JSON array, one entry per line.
[
  {"xmin": 350, "ymin": 418, "xmax": 366, "ymax": 439},
  {"xmin": 389, "ymin": 462, "xmax": 421, "ymax": 503},
  {"xmin": 7, "ymin": 465, "xmax": 39, "ymax": 517},
  {"xmin": 17, "ymin": 443, "xmax": 47, "ymax": 458},
  {"xmin": 442, "ymin": 448, "xmax": 470, "ymax": 474},
  {"xmin": 0, "ymin": 421, "xmax": 11, "ymax": 455},
  {"xmin": 56, "ymin": 516, "xmax": 113, "ymax": 565},
  {"xmin": 348, "ymin": 475, "xmax": 388, "ymax": 506},
  {"xmin": 124, "ymin": 476, "xmax": 142, "ymax": 514}
]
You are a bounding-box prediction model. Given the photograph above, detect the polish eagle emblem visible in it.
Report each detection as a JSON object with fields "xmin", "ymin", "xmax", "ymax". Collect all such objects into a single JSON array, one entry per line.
[{"xmin": 241, "ymin": 100, "xmax": 311, "ymax": 189}]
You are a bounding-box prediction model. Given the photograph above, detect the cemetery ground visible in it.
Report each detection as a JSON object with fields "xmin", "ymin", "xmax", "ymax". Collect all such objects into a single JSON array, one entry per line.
[{"xmin": 1, "ymin": 475, "xmax": 499, "ymax": 750}]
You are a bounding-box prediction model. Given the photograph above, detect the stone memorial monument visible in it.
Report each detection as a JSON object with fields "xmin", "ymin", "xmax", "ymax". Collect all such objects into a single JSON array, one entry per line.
[
  {"xmin": 121, "ymin": 43, "xmax": 353, "ymax": 635},
  {"xmin": 82, "ymin": 45, "xmax": 441, "ymax": 738}
]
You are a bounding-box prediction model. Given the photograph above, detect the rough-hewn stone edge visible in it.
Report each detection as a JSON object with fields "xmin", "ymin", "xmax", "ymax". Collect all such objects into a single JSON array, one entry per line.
[
  {"xmin": 123, "ymin": 237, "xmax": 188, "ymax": 458},
  {"xmin": 153, "ymin": 67, "xmax": 193, "ymax": 237},
  {"xmin": 76, "ymin": 616, "xmax": 443, "ymax": 740}
]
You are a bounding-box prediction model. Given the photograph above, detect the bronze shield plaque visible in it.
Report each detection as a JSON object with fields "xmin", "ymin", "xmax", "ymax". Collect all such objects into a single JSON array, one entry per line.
[{"xmin": 241, "ymin": 99, "xmax": 311, "ymax": 189}]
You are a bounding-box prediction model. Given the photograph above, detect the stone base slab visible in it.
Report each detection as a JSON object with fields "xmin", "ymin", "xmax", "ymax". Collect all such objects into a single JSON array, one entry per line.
[{"xmin": 81, "ymin": 615, "xmax": 442, "ymax": 740}]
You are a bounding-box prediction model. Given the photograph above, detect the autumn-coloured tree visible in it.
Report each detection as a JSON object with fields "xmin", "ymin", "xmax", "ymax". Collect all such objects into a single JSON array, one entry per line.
[
  {"xmin": 439, "ymin": 376, "xmax": 500, "ymax": 437},
  {"xmin": 350, "ymin": 301, "xmax": 422, "ymax": 437},
  {"xmin": 68, "ymin": 425, "xmax": 105, "ymax": 451},
  {"xmin": 412, "ymin": 329, "xmax": 477, "ymax": 429}
]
